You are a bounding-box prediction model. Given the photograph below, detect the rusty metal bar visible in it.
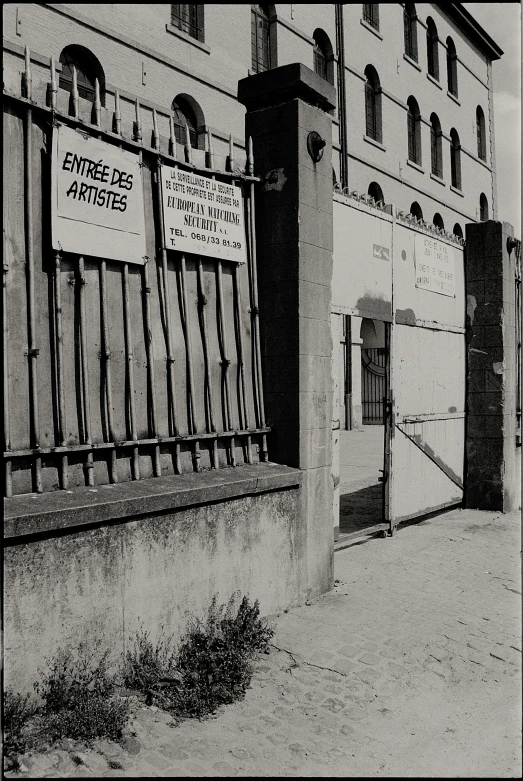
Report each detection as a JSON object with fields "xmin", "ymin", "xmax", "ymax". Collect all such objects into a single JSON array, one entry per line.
[
  {"xmin": 94, "ymin": 78, "xmax": 101, "ymax": 127},
  {"xmin": 184, "ymin": 122, "xmax": 192, "ymax": 165},
  {"xmin": 216, "ymin": 260, "xmax": 235, "ymax": 466},
  {"xmin": 54, "ymin": 251, "xmax": 68, "ymax": 488},
  {"xmin": 4, "ymin": 427, "xmax": 271, "ymax": 459},
  {"xmin": 246, "ymin": 137, "xmax": 267, "ymax": 460},
  {"xmin": 4, "ymin": 253, "xmax": 12, "ymax": 497},
  {"xmin": 169, "ymin": 116, "xmax": 176, "ymax": 158},
  {"xmin": 99, "ymin": 259, "xmax": 117, "ymax": 483},
  {"xmin": 71, "ymin": 64, "xmax": 79, "ymax": 120},
  {"xmin": 23, "ymin": 48, "xmax": 42, "ymax": 493},
  {"xmin": 77, "ymin": 256, "xmax": 94, "ymax": 486},
  {"xmin": 49, "ymin": 56, "xmax": 58, "ymax": 111},
  {"xmin": 154, "ymin": 139, "xmax": 181, "ymax": 474},
  {"xmin": 122, "ymin": 262, "xmax": 140, "ymax": 480},
  {"xmin": 142, "ymin": 258, "xmax": 162, "ymax": 477},
  {"xmin": 134, "ymin": 98, "xmax": 142, "ymax": 143},
  {"xmin": 197, "ymin": 257, "xmax": 218, "ymax": 468},
  {"xmin": 114, "ymin": 90, "xmax": 121, "ymax": 135},
  {"xmin": 179, "ymin": 253, "xmax": 200, "ymax": 471},
  {"xmin": 228, "ymin": 134, "xmax": 235, "ymax": 173},
  {"xmin": 232, "ymin": 264, "xmax": 252, "ymax": 464},
  {"xmin": 206, "ymin": 128, "xmax": 215, "ymax": 169}
]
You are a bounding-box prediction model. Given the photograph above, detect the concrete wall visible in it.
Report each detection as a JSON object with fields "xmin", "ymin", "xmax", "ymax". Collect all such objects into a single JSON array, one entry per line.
[{"xmin": 5, "ymin": 473, "xmax": 301, "ymax": 694}]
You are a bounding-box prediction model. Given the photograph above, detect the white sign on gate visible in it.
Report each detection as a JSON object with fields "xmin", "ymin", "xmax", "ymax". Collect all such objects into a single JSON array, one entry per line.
[
  {"xmin": 414, "ymin": 234, "xmax": 456, "ymax": 297},
  {"xmin": 51, "ymin": 124, "xmax": 146, "ymax": 264},
  {"xmin": 160, "ymin": 165, "xmax": 247, "ymax": 263}
]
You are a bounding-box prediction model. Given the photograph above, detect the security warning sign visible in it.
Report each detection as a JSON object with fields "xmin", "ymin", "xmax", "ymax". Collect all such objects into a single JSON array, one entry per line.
[
  {"xmin": 415, "ymin": 234, "xmax": 456, "ymax": 297},
  {"xmin": 160, "ymin": 166, "xmax": 247, "ymax": 263},
  {"xmin": 51, "ymin": 124, "xmax": 146, "ymax": 263}
]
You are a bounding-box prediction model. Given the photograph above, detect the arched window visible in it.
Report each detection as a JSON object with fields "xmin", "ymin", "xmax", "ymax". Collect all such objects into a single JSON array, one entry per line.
[
  {"xmin": 407, "ymin": 96, "xmax": 421, "ymax": 166},
  {"xmin": 446, "ymin": 37, "xmax": 458, "ymax": 96},
  {"xmin": 450, "ymin": 128, "xmax": 461, "ymax": 190},
  {"xmin": 368, "ymin": 182, "xmax": 384, "ymax": 204},
  {"xmin": 364, "ymin": 65, "xmax": 382, "ymax": 143},
  {"xmin": 433, "ymin": 213, "xmax": 444, "ymax": 230},
  {"xmin": 171, "ymin": 5, "xmax": 204, "ymax": 42},
  {"xmin": 172, "ymin": 94, "xmax": 204, "ymax": 149},
  {"xmin": 313, "ymin": 30, "xmax": 334, "ymax": 85},
  {"xmin": 480, "ymin": 193, "xmax": 489, "ymax": 221},
  {"xmin": 453, "ymin": 223, "xmax": 463, "ymax": 239},
  {"xmin": 430, "ymin": 113, "xmax": 442, "ymax": 178},
  {"xmin": 404, "ymin": 3, "xmax": 418, "ymax": 61},
  {"xmin": 476, "ymin": 106, "xmax": 487, "ymax": 161},
  {"xmin": 410, "ymin": 201, "xmax": 423, "ymax": 221},
  {"xmin": 426, "ymin": 17, "xmax": 439, "ymax": 80},
  {"xmin": 251, "ymin": 5, "xmax": 274, "ymax": 73},
  {"xmin": 59, "ymin": 45, "xmax": 105, "ymax": 104},
  {"xmin": 362, "ymin": 4, "xmax": 380, "ymax": 31}
]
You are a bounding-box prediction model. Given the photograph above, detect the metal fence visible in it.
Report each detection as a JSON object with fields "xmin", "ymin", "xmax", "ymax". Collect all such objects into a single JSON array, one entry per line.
[
  {"xmin": 3, "ymin": 49, "xmax": 269, "ymax": 497},
  {"xmin": 361, "ymin": 347, "xmax": 387, "ymax": 425}
]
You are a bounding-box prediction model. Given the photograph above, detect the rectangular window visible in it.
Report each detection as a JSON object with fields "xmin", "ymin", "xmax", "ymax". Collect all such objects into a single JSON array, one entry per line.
[
  {"xmin": 363, "ymin": 4, "xmax": 379, "ymax": 30},
  {"xmin": 251, "ymin": 7, "xmax": 270, "ymax": 73},
  {"xmin": 171, "ymin": 4, "xmax": 204, "ymax": 42}
]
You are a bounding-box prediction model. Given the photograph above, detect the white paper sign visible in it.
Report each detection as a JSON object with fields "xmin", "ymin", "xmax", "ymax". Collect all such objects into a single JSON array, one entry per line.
[
  {"xmin": 415, "ymin": 234, "xmax": 456, "ymax": 297},
  {"xmin": 51, "ymin": 124, "xmax": 146, "ymax": 263},
  {"xmin": 161, "ymin": 166, "xmax": 247, "ymax": 263}
]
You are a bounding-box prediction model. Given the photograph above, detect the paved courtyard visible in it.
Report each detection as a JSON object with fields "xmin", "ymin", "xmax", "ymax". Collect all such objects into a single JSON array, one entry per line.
[
  {"xmin": 9, "ymin": 506, "xmax": 521, "ymax": 778},
  {"xmin": 339, "ymin": 426, "xmax": 384, "ymax": 537}
]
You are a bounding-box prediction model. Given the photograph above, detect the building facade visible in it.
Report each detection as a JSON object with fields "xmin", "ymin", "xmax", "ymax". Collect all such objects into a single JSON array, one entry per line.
[{"xmin": 3, "ymin": 3, "xmax": 502, "ymax": 231}]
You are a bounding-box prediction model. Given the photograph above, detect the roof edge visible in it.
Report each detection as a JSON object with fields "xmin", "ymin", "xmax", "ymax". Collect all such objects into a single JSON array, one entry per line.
[{"xmin": 437, "ymin": 3, "xmax": 504, "ymax": 61}]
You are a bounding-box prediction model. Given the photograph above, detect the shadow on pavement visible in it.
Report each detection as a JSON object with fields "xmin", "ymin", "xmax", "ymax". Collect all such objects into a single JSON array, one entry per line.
[{"xmin": 339, "ymin": 483, "xmax": 383, "ymax": 535}]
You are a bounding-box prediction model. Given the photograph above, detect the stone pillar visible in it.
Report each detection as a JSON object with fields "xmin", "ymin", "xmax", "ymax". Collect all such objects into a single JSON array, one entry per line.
[
  {"xmin": 349, "ymin": 315, "xmax": 364, "ymax": 430},
  {"xmin": 238, "ymin": 64, "xmax": 335, "ymax": 599},
  {"xmin": 464, "ymin": 220, "xmax": 521, "ymax": 511}
]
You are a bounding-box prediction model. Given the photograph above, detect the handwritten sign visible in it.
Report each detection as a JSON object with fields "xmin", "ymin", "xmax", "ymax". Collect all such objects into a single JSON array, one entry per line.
[
  {"xmin": 160, "ymin": 166, "xmax": 247, "ymax": 263},
  {"xmin": 51, "ymin": 124, "xmax": 146, "ymax": 263},
  {"xmin": 415, "ymin": 234, "xmax": 455, "ymax": 297}
]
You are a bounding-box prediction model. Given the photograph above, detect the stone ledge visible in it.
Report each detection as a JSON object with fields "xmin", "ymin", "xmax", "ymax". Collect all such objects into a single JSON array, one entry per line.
[{"xmin": 4, "ymin": 463, "xmax": 301, "ymax": 540}]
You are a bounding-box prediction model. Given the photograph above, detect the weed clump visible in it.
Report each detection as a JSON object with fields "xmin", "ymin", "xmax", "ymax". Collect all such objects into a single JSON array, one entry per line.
[
  {"xmin": 124, "ymin": 594, "xmax": 274, "ymax": 721},
  {"xmin": 34, "ymin": 643, "xmax": 129, "ymax": 743},
  {"xmin": 3, "ymin": 689, "xmax": 39, "ymax": 769}
]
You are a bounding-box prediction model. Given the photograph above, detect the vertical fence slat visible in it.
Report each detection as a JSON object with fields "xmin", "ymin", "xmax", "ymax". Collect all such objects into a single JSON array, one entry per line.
[
  {"xmin": 197, "ymin": 257, "xmax": 217, "ymax": 468},
  {"xmin": 3, "ymin": 253, "xmax": 12, "ymax": 496},
  {"xmin": 142, "ymin": 259, "xmax": 161, "ymax": 476},
  {"xmin": 78, "ymin": 256, "xmax": 94, "ymax": 486},
  {"xmin": 154, "ymin": 148, "xmax": 181, "ymax": 473},
  {"xmin": 233, "ymin": 264, "xmax": 252, "ymax": 464},
  {"xmin": 216, "ymin": 260, "xmax": 235, "ymax": 465},
  {"xmin": 179, "ymin": 253, "xmax": 200, "ymax": 471},
  {"xmin": 99, "ymin": 259, "xmax": 117, "ymax": 483},
  {"xmin": 54, "ymin": 250, "xmax": 68, "ymax": 488},
  {"xmin": 24, "ymin": 48, "xmax": 42, "ymax": 492},
  {"xmin": 71, "ymin": 65, "xmax": 79, "ymax": 120},
  {"xmin": 122, "ymin": 262, "xmax": 140, "ymax": 480}
]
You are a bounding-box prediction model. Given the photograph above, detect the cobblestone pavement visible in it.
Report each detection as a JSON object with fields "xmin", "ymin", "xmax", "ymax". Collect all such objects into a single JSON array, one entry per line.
[{"xmin": 8, "ymin": 508, "xmax": 521, "ymax": 778}]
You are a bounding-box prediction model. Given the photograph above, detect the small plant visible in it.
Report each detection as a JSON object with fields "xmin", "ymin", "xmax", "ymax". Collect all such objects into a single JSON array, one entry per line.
[
  {"xmin": 34, "ymin": 643, "xmax": 129, "ymax": 743},
  {"xmin": 3, "ymin": 689, "xmax": 39, "ymax": 768},
  {"xmin": 126, "ymin": 594, "xmax": 274, "ymax": 722},
  {"xmin": 122, "ymin": 626, "xmax": 176, "ymax": 692}
]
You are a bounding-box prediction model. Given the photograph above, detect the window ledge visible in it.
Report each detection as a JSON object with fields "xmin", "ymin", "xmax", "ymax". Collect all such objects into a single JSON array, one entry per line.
[
  {"xmin": 403, "ymin": 53, "xmax": 421, "ymax": 72},
  {"xmin": 427, "ymin": 72, "xmax": 442, "ymax": 89},
  {"xmin": 447, "ymin": 90, "xmax": 460, "ymax": 105},
  {"xmin": 165, "ymin": 23, "xmax": 210, "ymax": 54},
  {"xmin": 430, "ymin": 172, "xmax": 446, "ymax": 186},
  {"xmin": 360, "ymin": 18, "xmax": 383, "ymax": 40},
  {"xmin": 450, "ymin": 184, "xmax": 464, "ymax": 197},
  {"xmin": 406, "ymin": 158, "xmax": 424, "ymax": 174},
  {"xmin": 4, "ymin": 463, "xmax": 301, "ymax": 540},
  {"xmin": 363, "ymin": 135, "xmax": 386, "ymax": 152}
]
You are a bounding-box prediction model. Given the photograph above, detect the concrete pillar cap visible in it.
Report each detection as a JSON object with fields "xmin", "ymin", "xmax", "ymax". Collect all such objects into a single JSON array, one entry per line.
[{"xmin": 238, "ymin": 63, "xmax": 336, "ymax": 113}]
